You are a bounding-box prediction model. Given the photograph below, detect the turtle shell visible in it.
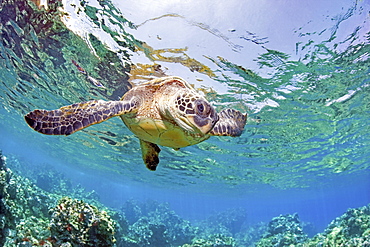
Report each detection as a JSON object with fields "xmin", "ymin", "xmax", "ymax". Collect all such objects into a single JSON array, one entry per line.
[
  {"xmin": 121, "ymin": 115, "xmax": 210, "ymax": 149},
  {"xmin": 119, "ymin": 77, "xmax": 212, "ymax": 149}
]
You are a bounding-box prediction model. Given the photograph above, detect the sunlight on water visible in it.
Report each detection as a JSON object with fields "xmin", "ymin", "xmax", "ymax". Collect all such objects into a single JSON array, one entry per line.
[{"xmin": 0, "ymin": 0, "xmax": 369, "ymax": 194}]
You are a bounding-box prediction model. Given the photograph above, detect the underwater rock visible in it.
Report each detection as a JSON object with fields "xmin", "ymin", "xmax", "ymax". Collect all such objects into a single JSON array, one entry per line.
[
  {"xmin": 195, "ymin": 207, "xmax": 247, "ymax": 239},
  {"xmin": 143, "ymin": 201, "xmax": 196, "ymax": 246},
  {"xmin": 49, "ymin": 197, "xmax": 116, "ymax": 247},
  {"xmin": 0, "ymin": 151, "xmax": 57, "ymax": 246},
  {"xmin": 255, "ymin": 213, "xmax": 308, "ymax": 247},
  {"xmin": 208, "ymin": 207, "xmax": 247, "ymax": 236},
  {"xmin": 123, "ymin": 217, "xmax": 170, "ymax": 247},
  {"xmin": 0, "ymin": 150, "xmax": 120, "ymax": 246},
  {"xmin": 182, "ymin": 233, "xmax": 236, "ymax": 247},
  {"xmin": 121, "ymin": 199, "xmax": 143, "ymax": 225},
  {"xmin": 301, "ymin": 221, "xmax": 317, "ymax": 238},
  {"xmin": 234, "ymin": 222, "xmax": 268, "ymax": 247},
  {"xmin": 119, "ymin": 199, "xmax": 196, "ymax": 247},
  {"xmin": 306, "ymin": 204, "xmax": 370, "ymax": 246}
]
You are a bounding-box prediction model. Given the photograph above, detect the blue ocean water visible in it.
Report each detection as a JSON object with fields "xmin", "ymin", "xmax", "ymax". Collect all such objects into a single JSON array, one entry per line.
[{"xmin": 0, "ymin": 0, "xmax": 370, "ymax": 245}]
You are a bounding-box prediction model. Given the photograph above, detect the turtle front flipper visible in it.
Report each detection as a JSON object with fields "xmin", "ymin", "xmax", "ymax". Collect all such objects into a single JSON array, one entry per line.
[
  {"xmin": 210, "ymin": 109, "xmax": 247, "ymax": 137},
  {"xmin": 25, "ymin": 99, "xmax": 139, "ymax": 136},
  {"xmin": 139, "ymin": 139, "xmax": 161, "ymax": 171}
]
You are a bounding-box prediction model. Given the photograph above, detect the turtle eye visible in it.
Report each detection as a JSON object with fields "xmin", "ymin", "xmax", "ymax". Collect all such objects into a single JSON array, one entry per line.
[
  {"xmin": 197, "ymin": 103, "xmax": 204, "ymax": 113},
  {"xmin": 190, "ymin": 99, "xmax": 218, "ymax": 133},
  {"xmin": 195, "ymin": 99, "xmax": 210, "ymax": 116}
]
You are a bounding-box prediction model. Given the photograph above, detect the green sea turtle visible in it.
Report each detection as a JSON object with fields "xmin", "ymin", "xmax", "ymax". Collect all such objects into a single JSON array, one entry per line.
[{"xmin": 25, "ymin": 76, "xmax": 247, "ymax": 171}]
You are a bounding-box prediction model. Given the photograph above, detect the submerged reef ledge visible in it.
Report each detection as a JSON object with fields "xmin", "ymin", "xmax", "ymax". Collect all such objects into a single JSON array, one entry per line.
[{"xmin": 1, "ymin": 150, "xmax": 370, "ymax": 247}]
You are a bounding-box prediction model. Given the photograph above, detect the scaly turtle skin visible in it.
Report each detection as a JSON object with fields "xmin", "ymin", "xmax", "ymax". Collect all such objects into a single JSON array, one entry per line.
[{"xmin": 25, "ymin": 76, "xmax": 247, "ymax": 171}]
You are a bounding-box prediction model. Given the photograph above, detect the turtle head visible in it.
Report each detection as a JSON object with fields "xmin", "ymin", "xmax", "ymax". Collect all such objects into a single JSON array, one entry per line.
[{"xmin": 171, "ymin": 92, "xmax": 219, "ymax": 135}]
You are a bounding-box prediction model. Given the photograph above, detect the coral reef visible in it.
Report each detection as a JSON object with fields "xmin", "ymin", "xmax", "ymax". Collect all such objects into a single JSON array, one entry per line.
[
  {"xmin": 255, "ymin": 213, "xmax": 308, "ymax": 247},
  {"xmin": 0, "ymin": 152, "xmax": 57, "ymax": 246},
  {"xmin": 0, "ymin": 150, "xmax": 118, "ymax": 246},
  {"xmin": 196, "ymin": 207, "xmax": 247, "ymax": 238},
  {"xmin": 119, "ymin": 199, "xmax": 196, "ymax": 247},
  {"xmin": 121, "ymin": 199, "xmax": 143, "ymax": 225},
  {"xmin": 49, "ymin": 197, "xmax": 116, "ymax": 246},
  {"xmin": 0, "ymin": 150, "xmax": 8, "ymax": 246},
  {"xmin": 182, "ymin": 234, "xmax": 236, "ymax": 247},
  {"xmin": 234, "ymin": 222, "xmax": 268, "ymax": 246},
  {"xmin": 305, "ymin": 204, "xmax": 370, "ymax": 246},
  {"xmin": 1, "ymin": 149, "xmax": 370, "ymax": 247}
]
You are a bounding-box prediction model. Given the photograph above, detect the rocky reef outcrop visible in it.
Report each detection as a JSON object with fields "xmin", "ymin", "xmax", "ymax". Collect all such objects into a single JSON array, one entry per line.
[
  {"xmin": 119, "ymin": 199, "xmax": 196, "ymax": 247},
  {"xmin": 305, "ymin": 205, "xmax": 370, "ymax": 246},
  {"xmin": 49, "ymin": 197, "xmax": 116, "ymax": 246},
  {"xmin": 255, "ymin": 213, "xmax": 308, "ymax": 247},
  {"xmin": 0, "ymin": 151, "xmax": 57, "ymax": 246}
]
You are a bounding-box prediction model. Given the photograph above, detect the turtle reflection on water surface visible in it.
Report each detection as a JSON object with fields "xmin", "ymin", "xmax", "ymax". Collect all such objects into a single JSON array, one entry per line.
[{"xmin": 25, "ymin": 76, "xmax": 247, "ymax": 171}]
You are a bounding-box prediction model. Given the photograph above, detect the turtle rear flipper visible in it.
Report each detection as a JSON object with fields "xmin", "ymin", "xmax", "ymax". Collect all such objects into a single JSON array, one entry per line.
[
  {"xmin": 140, "ymin": 139, "xmax": 161, "ymax": 171},
  {"xmin": 210, "ymin": 109, "xmax": 247, "ymax": 137},
  {"xmin": 25, "ymin": 99, "xmax": 139, "ymax": 136}
]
